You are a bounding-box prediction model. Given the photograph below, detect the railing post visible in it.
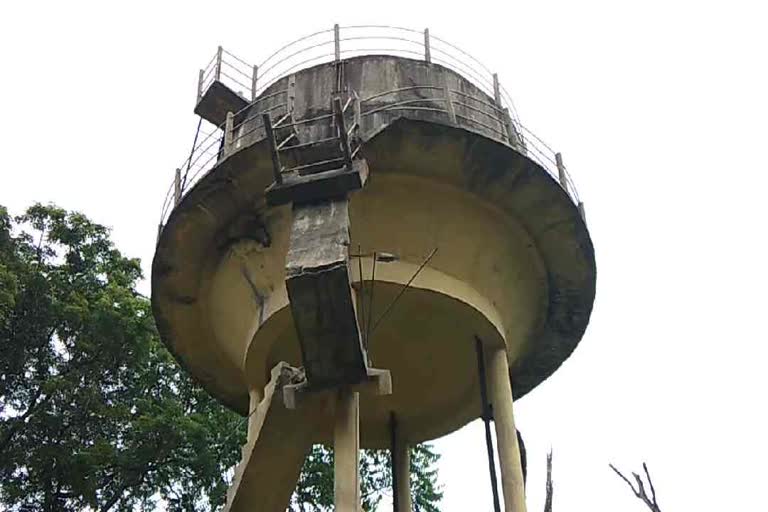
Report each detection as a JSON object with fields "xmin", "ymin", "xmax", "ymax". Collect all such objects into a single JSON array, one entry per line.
[
  {"xmin": 224, "ymin": 111, "xmax": 234, "ymax": 157},
  {"xmin": 251, "ymin": 65, "xmax": 259, "ymax": 101},
  {"xmin": 578, "ymin": 202, "xmax": 586, "ymax": 221},
  {"xmin": 493, "ymin": 73, "xmax": 502, "ymax": 106},
  {"xmin": 197, "ymin": 69, "xmax": 204, "ymax": 104},
  {"xmin": 174, "ymin": 168, "xmax": 181, "ymax": 206},
  {"xmin": 334, "ymin": 97, "xmax": 353, "ymax": 168},
  {"xmin": 555, "ymin": 152, "xmax": 568, "ymax": 192},
  {"xmin": 263, "ymin": 113, "xmax": 283, "ymax": 185},
  {"xmin": 334, "ymin": 24, "xmax": 341, "ymax": 62},
  {"xmin": 503, "ymin": 107, "xmax": 522, "ymax": 149},
  {"xmin": 215, "ymin": 45, "xmax": 223, "ymax": 82},
  {"xmin": 442, "ymin": 72, "xmax": 457, "ymax": 124},
  {"xmin": 424, "ymin": 28, "xmax": 431, "ymax": 64}
]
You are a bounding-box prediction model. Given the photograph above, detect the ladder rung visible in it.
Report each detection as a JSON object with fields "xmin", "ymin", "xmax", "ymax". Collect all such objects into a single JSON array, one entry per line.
[
  {"xmin": 288, "ymin": 156, "xmax": 345, "ymax": 173},
  {"xmin": 279, "ymin": 135, "xmax": 339, "ymax": 152},
  {"xmin": 272, "ymin": 112, "xmax": 292, "ymax": 128},
  {"xmin": 276, "ymin": 132, "xmax": 297, "ymax": 151}
]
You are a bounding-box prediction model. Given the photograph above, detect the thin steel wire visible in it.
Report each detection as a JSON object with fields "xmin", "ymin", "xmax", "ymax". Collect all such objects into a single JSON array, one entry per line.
[
  {"xmin": 221, "ymin": 58, "xmax": 253, "ymax": 79},
  {"xmin": 258, "ymin": 28, "xmax": 335, "ymax": 69},
  {"xmin": 257, "ymin": 39, "xmax": 335, "ymax": 79},
  {"xmin": 222, "ymin": 48, "xmax": 252, "ymax": 68}
]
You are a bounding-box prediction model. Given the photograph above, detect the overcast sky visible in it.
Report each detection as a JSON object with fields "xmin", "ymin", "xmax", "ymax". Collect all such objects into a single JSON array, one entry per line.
[{"xmin": 2, "ymin": 1, "xmax": 767, "ymax": 511}]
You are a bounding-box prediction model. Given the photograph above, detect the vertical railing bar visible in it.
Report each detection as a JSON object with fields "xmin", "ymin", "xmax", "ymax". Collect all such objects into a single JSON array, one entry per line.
[
  {"xmin": 442, "ymin": 73, "xmax": 457, "ymax": 124},
  {"xmin": 251, "ymin": 65, "xmax": 259, "ymax": 101},
  {"xmin": 555, "ymin": 152, "xmax": 568, "ymax": 194},
  {"xmin": 215, "ymin": 46, "xmax": 223, "ymax": 81},
  {"xmin": 424, "ymin": 28, "xmax": 431, "ymax": 63},
  {"xmin": 492, "ymin": 73, "xmax": 501, "ymax": 106},
  {"xmin": 174, "ymin": 168, "xmax": 181, "ymax": 206},
  {"xmin": 197, "ymin": 69, "xmax": 204, "ymax": 104},
  {"xmin": 224, "ymin": 112, "xmax": 234, "ymax": 157},
  {"xmin": 334, "ymin": 97, "xmax": 353, "ymax": 168},
  {"xmin": 263, "ymin": 113, "xmax": 283, "ymax": 184},
  {"xmin": 334, "ymin": 24, "xmax": 341, "ymax": 62}
]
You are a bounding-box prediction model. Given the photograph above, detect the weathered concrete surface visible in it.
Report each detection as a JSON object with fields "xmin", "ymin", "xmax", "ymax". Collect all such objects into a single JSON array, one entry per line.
[
  {"xmin": 224, "ymin": 363, "xmax": 324, "ymax": 512},
  {"xmin": 152, "ymin": 55, "xmax": 596, "ymax": 446},
  {"xmin": 195, "ymin": 80, "xmax": 248, "ymax": 126},
  {"xmin": 334, "ymin": 389, "xmax": 360, "ymax": 512},
  {"xmin": 266, "ymin": 158, "xmax": 369, "ymax": 207},
  {"xmin": 285, "ymin": 199, "xmax": 368, "ymax": 388}
]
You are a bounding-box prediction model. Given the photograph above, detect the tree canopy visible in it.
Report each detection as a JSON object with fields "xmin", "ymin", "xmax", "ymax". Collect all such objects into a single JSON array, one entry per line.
[{"xmin": 0, "ymin": 204, "xmax": 442, "ymax": 511}]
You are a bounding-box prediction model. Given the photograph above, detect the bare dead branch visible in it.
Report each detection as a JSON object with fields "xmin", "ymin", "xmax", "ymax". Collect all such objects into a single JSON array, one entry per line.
[
  {"xmin": 643, "ymin": 462, "xmax": 658, "ymax": 504},
  {"xmin": 610, "ymin": 462, "xmax": 661, "ymax": 512},
  {"xmin": 609, "ymin": 464, "xmax": 639, "ymax": 497}
]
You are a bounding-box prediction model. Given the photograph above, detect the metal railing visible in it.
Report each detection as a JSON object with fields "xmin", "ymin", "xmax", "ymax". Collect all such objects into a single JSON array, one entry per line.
[
  {"xmin": 160, "ymin": 26, "xmax": 583, "ymax": 238},
  {"xmin": 197, "ymin": 46, "xmax": 257, "ymax": 103}
]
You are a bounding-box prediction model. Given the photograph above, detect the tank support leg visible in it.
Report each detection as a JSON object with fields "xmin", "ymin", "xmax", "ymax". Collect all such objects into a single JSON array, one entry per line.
[
  {"xmin": 334, "ymin": 387, "xmax": 360, "ymax": 512},
  {"xmin": 390, "ymin": 413, "xmax": 412, "ymax": 512},
  {"xmin": 487, "ymin": 347, "xmax": 527, "ymax": 512}
]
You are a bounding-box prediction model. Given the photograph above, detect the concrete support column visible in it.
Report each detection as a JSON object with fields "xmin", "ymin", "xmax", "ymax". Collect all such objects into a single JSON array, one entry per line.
[
  {"xmin": 487, "ymin": 347, "xmax": 527, "ymax": 512},
  {"xmin": 394, "ymin": 435, "xmax": 412, "ymax": 512},
  {"xmin": 334, "ymin": 388, "xmax": 360, "ymax": 512},
  {"xmin": 391, "ymin": 413, "xmax": 412, "ymax": 512}
]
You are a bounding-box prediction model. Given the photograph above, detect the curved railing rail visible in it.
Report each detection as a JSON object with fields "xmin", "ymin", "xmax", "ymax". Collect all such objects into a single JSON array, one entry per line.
[{"xmin": 160, "ymin": 26, "xmax": 583, "ymax": 238}]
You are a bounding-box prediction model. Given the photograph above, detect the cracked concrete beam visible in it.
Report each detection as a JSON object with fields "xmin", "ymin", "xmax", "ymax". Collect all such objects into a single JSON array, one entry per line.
[{"xmin": 285, "ymin": 198, "xmax": 368, "ymax": 389}]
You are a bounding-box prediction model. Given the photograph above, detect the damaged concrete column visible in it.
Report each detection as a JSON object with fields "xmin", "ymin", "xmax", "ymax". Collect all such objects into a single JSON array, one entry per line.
[
  {"xmin": 487, "ymin": 347, "xmax": 527, "ymax": 512},
  {"xmin": 285, "ymin": 198, "xmax": 368, "ymax": 389},
  {"xmin": 334, "ymin": 388, "xmax": 361, "ymax": 512}
]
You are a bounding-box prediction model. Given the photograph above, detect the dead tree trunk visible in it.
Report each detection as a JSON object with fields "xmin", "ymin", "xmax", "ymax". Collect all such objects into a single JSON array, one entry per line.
[
  {"xmin": 543, "ymin": 450, "xmax": 553, "ymax": 512},
  {"xmin": 609, "ymin": 462, "xmax": 661, "ymax": 512}
]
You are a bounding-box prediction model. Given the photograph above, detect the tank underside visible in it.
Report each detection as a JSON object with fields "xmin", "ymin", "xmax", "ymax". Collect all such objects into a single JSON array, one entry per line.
[{"xmin": 152, "ymin": 56, "xmax": 596, "ymax": 447}]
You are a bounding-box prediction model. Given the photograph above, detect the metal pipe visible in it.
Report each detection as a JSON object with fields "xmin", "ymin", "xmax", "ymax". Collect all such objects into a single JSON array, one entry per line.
[
  {"xmin": 424, "ymin": 28, "xmax": 431, "ymax": 63},
  {"xmin": 251, "ymin": 65, "xmax": 258, "ymax": 101}
]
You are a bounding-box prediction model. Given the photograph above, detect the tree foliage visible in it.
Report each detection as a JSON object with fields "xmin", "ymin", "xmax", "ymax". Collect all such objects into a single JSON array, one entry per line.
[
  {"xmin": 0, "ymin": 204, "xmax": 443, "ymax": 511},
  {"xmin": 0, "ymin": 204, "xmax": 245, "ymax": 511},
  {"xmin": 291, "ymin": 443, "xmax": 442, "ymax": 512}
]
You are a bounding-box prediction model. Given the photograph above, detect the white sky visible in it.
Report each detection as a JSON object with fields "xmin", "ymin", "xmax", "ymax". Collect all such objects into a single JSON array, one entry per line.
[{"xmin": 2, "ymin": 1, "xmax": 767, "ymax": 511}]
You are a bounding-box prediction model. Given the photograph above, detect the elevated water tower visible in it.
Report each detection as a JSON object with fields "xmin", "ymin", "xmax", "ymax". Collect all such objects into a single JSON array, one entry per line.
[{"xmin": 152, "ymin": 25, "xmax": 595, "ymax": 512}]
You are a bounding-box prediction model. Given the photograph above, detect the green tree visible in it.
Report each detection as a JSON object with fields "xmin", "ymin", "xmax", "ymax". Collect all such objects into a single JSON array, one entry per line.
[
  {"xmin": 0, "ymin": 204, "xmax": 442, "ymax": 511},
  {"xmin": 0, "ymin": 204, "xmax": 245, "ymax": 511},
  {"xmin": 290, "ymin": 443, "xmax": 443, "ymax": 512}
]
